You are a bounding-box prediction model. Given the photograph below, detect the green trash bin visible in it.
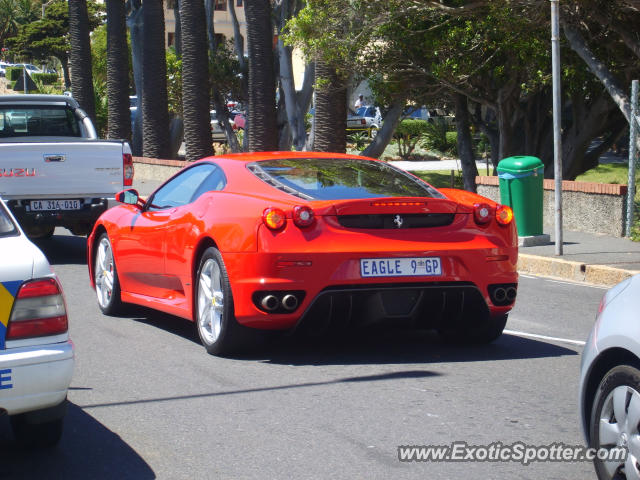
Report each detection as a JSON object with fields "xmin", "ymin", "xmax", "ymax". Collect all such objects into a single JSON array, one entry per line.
[{"xmin": 497, "ymin": 156, "xmax": 544, "ymax": 236}]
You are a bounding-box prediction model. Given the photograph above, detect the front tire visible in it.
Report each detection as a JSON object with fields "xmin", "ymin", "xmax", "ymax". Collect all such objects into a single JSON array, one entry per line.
[
  {"xmin": 590, "ymin": 365, "xmax": 640, "ymax": 480},
  {"xmin": 95, "ymin": 233, "xmax": 124, "ymax": 315},
  {"xmin": 195, "ymin": 247, "xmax": 247, "ymax": 355}
]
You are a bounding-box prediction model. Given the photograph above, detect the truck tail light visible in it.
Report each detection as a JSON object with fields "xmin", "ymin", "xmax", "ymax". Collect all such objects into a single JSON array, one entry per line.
[
  {"xmin": 361, "ymin": 119, "xmax": 366, "ymax": 125},
  {"xmin": 473, "ymin": 203, "xmax": 492, "ymax": 225},
  {"xmin": 6, "ymin": 277, "xmax": 68, "ymax": 340},
  {"xmin": 495, "ymin": 205, "xmax": 514, "ymax": 225},
  {"xmin": 123, "ymin": 153, "xmax": 134, "ymax": 186},
  {"xmin": 262, "ymin": 207, "xmax": 287, "ymax": 230},
  {"xmin": 292, "ymin": 206, "xmax": 315, "ymax": 228}
]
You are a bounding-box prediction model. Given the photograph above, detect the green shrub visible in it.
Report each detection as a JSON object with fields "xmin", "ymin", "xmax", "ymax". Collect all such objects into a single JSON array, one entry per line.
[
  {"xmin": 6, "ymin": 67, "xmax": 23, "ymax": 81},
  {"xmin": 393, "ymin": 119, "xmax": 429, "ymax": 159},
  {"xmin": 347, "ymin": 131, "xmax": 369, "ymax": 151},
  {"xmin": 419, "ymin": 118, "xmax": 453, "ymax": 153},
  {"xmin": 446, "ymin": 131, "xmax": 458, "ymax": 156},
  {"xmin": 31, "ymin": 73, "xmax": 58, "ymax": 85}
]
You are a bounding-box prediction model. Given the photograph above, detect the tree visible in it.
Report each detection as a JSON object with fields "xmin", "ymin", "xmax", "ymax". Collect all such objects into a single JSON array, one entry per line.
[
  {"xmin": 179, "ymin": 0, "xmax": 213, "ymax": 161},
  {"xmin": 106, "ymin": 0, "xmax": 131, "ymax": 142},
  {"xmin": 313, "ymin": 60, "xmax": 346, "ymax": 152},
  {"xmin": 69, "ymin": 0, "xmax": 96, "ymax": 122},
  {"xmin": 141, "ymin": 0, "xmax": 170, "ymax": 159},
  {"xmin": 244, "ymin": 0, "xmax": 278, "ymax": 151},
  {"xmin": 0, "ymin": 0, "xmax": 38, "ymax": 49}
]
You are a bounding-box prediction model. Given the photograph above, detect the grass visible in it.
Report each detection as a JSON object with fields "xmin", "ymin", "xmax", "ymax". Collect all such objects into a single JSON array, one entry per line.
[
  {"xmin": 412, "ymin": 168, "xmax": 494, "ymax": 189},
  {"xmin": 574, "ymin": 163, "xmax": 636, "ymax": 184}
]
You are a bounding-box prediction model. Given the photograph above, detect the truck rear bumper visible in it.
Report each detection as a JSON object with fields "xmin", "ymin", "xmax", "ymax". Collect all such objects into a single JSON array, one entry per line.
[{"xmin": 7, "ymin": 198, "xmax": 109, "ymax": 235}]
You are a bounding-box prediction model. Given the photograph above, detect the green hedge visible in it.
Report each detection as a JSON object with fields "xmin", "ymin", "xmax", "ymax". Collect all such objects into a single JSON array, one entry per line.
[
  {"xmin": 393, "ymin": 119, "xmax": 430, "ymax": 139},
  {"xmin": 6, "ymin": 67, "xmax": 23, "ymax": 82},
  {"xmin": 31, "ymin": 72, "xmax": 58, "ymax": 85}
]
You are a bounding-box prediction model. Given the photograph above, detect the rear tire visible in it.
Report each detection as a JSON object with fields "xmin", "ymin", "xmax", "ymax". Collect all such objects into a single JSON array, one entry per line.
[
  {"xmin": 94, "ymin": 233, "xmax": 124, "ymax": 315},
  {"xmin": 195, "ymin": 247, "xmax": 249, "ymax": 356},
  {"xmin": 10, "ymin": 401, "xmax": 66, "ymax": 448}
]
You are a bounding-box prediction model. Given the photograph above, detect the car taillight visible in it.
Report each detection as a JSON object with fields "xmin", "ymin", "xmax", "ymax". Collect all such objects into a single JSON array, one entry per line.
[
  {"xmin": 262, "ymin": 207, "xmax": 287, "ymax": 230},
  {"xmin": 495, "ymin": 205, "xmax": 514, "ymax": 225},
  {"xmin": 7, "ymin": 277, "xmax": 68, "ymax": 340},
  {"xmin": 473, "ymin": 203, "xmax": 492, "ymax": 225},
  {"xmin": 292, "ymin": 205, "xmax": 315, "ymax": 228},
  {"xmin": 123, "ymin": 153, "xmax": 134, "ymax": 187}
]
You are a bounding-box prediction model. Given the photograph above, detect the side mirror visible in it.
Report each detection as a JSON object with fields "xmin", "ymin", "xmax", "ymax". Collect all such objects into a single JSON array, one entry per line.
[{"xmin": 115, "ymin": 188, "xmax": 141, "ymax": 207}]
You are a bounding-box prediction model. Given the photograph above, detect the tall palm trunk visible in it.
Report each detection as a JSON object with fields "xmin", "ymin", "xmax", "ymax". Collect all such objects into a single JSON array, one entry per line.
[
  {"xmin": 142, "ymin": 0, "xmax": 171, "ymax": 159},
  {"xmin": 313, "ymin": 60, "xmax": 346, "ymax": 153},
  {"xmin": 245, "ymin": 0, "xmax": 278, "ymax": 151},
  {"xmin": 106, "ymin": 0, "xmax": 131, "ymax": 142},
  {"xmin": 69, "ymin": 0, "xmax": 96, "ymax": 123},
  {"xmin": 179, "ymin": 0, "xmax": 213, "ymax": 161}
]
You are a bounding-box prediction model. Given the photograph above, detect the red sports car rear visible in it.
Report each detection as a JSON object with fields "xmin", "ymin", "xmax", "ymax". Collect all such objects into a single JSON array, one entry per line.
[{"xmin": 88, "ymin": 152, "xmax": 517, "ymax": 355}]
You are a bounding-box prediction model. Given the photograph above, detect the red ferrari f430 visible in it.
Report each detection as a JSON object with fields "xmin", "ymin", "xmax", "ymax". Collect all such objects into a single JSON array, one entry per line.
[{"xmin": 88, "ymin": 152, "xmax": 518, "ymax": 355}]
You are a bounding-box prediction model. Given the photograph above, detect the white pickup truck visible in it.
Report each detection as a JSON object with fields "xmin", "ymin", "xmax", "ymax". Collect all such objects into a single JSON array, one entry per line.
[{"xmin": 0, "ymin": 94, "xmax": 134, "ymax": 237}]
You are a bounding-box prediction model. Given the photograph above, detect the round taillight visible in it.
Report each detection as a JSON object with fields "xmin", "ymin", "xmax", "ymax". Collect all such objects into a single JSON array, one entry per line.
[
  {"xmin": 473, "ymin": 203, "xmax": 492, "ymax": 225},
  {"xmin": 262, "ymin": 207, "xmax": 287, "ymax": 230},
  {"xmin": 293, "ymin": 205, "xmax": 315, "ymax": 228},
  {"xmin": 495, "ymin": 205, "xmax": 514, "ymax": 225}
]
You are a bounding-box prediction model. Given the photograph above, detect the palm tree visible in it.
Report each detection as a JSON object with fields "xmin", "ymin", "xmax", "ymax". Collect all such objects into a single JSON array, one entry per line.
[
  {"xmin": 142, "ymin": 0, "xmax": 170, "ymax": 159},
  {"xmin": 0, "ymin": 0, "xmax": 39, "ymax": 48},
  {"xmin": 244, "ymin": 0, "xmax": 278, "ymax": 151},
  {"xmin": 106, "ymin": 0, "xmax": 131, "ymax": 142},
  {"xmin": 313, "ymin": 60, "xmax": 346, "ymax": 153},
  {"xmin": 68, "ymin": 0, "xmax": 96, "ymax": 122},
  {"xmin": 179, "ymin": 0, "xmax": 213, "ymax": 161}
]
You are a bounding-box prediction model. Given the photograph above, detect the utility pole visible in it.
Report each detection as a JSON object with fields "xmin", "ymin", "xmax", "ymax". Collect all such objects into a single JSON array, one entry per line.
[{"xmin": 551, "ymin": 0, "xmax": 563, "ymax": 255}]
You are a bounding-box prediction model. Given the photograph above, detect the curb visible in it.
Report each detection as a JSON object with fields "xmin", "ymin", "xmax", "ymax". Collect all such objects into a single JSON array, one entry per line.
[{"xmin": 518, "ymin": 253, "xmax": 639, "ymax": 287}]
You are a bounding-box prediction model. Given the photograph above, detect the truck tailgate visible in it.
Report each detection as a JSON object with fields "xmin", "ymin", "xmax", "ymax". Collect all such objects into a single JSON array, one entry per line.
[{"xmin": 0, "ymin": 140, "xmax": 124, "ymax": 199}]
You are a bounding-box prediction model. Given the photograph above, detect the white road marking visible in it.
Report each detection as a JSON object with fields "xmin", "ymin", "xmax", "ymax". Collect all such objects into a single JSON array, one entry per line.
[
  {"xmin": 504, "ymin": 329, "xmax": 586, "ymax": 347},
  {"xmin": 519, "ymin": 273, "xmax": 608, "ymax": 290}
]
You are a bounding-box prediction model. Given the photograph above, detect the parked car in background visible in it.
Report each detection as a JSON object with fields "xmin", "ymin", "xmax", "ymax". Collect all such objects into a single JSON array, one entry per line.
[
  {"xmin": 347, "ymin": 105, "xmax": 382, "ymax": 138},
  {"xmin": 12, "ymin": 64, "xmax": 42, "ymax": 74},
  {"xmin": 87, "ymin": 151, "xmax": 518, "ymax": 356},
  {"xmin": 580, "ymin": 274, "xmax": 640, "ymax": 480},
  {"xmin": 0, "ymin": 62, "xmax": 12, "ymax": 77},
  {"xmin": 403, "ymin": 106, "xmax": 430, "ymax": 121},
  {"xmin": 0, "ymin": 197, "xmax": 74, "ymax": 447}
]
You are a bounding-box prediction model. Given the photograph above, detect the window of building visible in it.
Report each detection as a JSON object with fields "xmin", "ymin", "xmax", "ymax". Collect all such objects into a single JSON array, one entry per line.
[
  {"xmin": 215, "ymin": 34, "xmax": 226, "ymax": 47},
  {"xmin": 167, "ymin": 32, "xmax": 175, "ymax": 48},
  {"xmin": 237, "ymin": 0, "xmax": 243, "ymax": 6},
  {"xmin": 214, "ymin": 0, "xmax": 226, "ymax": 10}
]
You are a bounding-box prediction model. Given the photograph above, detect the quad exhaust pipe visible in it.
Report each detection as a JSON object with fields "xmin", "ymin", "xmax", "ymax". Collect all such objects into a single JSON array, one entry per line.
[
  {"xmin": 260, "ymin": 295, "xmax": 280, "ymax": 311},
  {"xmin": 489, "ymin": 285, "xmax": 517, "ymax": 305},
  {"xmin": 258, "ymin": 292, "xmax": 302, "ymax": 312}
]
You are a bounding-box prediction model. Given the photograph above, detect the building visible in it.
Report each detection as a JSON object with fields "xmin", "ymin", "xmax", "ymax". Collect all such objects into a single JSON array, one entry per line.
[{"xmin": 164, "ymin": 0, "xmax": 247, "ymax": 54}]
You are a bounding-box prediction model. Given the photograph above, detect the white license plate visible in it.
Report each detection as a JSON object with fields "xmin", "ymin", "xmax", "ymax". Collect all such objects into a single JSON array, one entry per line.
[
  {"xmin": 30, "ymin": 199, "xmax": 81, "ymax": 211},
  {"xmin": 360, "ymin": 257, "xmax": 442, "ymax": 278}
]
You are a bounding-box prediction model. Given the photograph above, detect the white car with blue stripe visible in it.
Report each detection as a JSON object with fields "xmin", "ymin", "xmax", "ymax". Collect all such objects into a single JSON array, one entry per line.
[{"xmin": 0, "ymin": 199, "xmax": 74, "ymax": 447}]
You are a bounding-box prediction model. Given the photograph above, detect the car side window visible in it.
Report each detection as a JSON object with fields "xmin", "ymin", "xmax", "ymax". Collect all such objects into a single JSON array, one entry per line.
[
  {"xmin": 190, "ymin": 165, "xmax": 226, "ymax": 203},
  {"xmin": 148, "ymin": 164, "xmax": 217, "ymax": 210}
]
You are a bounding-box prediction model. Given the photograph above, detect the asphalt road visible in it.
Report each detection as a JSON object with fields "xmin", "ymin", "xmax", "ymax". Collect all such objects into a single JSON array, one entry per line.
[{"xmin": 0, "ymin": 231, "xmax": 606, "ymax": 480}]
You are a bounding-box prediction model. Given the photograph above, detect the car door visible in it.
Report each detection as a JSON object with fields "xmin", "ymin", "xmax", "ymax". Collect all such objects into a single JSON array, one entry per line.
[
  {"xmin": 163, "ymin": 164, "xmax": 227, "ymax": 306},
  {"xmin": 116, "ymin": 164, "xmax": 216, "ymax": 298}
]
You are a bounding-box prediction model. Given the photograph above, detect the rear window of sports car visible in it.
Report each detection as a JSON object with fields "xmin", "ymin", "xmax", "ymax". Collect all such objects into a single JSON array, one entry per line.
[{"xmin": 247, "ymin": 158, "xmax": 443, "ymax": 200}]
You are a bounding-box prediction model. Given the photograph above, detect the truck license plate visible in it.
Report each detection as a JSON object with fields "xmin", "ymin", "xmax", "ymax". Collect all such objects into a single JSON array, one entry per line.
[
  {"xmin": 30, "ymin": 199, "xmax": 81, "ymax": 211},
  {"xmin": 360, "ymin": 257, "xmax": 442, "ymax": 278}
]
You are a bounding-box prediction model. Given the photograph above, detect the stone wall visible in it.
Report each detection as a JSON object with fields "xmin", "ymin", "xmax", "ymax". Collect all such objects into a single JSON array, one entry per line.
[{"xmin": 476, "ymin": 176, "xmax": 628, "ymax": 237}]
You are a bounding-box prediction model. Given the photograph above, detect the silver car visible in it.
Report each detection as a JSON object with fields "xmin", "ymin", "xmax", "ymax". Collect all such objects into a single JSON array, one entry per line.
[{"xmin": 580, "ymin": 274, "xmax": 640, "ymax": 479}]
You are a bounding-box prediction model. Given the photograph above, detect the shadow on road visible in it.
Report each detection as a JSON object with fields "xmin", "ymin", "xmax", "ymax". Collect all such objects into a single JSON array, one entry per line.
[
  {"xmin": 124, "ymin": 306, "xmax": 578, "ymax": 366},
  {"xmin": 32, "ymin": 233, "xmax": 87, "ymax": 266},
  {"xmin": 0, "ymin": 402, "xmax": 154, "ymax": 479}
]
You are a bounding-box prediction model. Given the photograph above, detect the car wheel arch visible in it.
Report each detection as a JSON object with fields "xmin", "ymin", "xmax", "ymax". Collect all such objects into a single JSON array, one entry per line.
[
  {"xmin": 582, "ymin": 348, "xmax": 640, "ymax": 444},
  {"xmin": 192, "ymin": 236, "xmax": 220, "ymax": 299},
  {"xmin": 90, "ymin": 225, "xmax": 108, "ymax": 279}
]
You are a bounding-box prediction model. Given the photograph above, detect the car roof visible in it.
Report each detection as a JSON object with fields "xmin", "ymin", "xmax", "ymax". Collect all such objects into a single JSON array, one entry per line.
[
  {"xmin": 0, "ymin": 94, "xmax": 79, "ymax": 109},
  {"xmin": 195, "ymin": 151, "xmax": 378, "ymax": 165}
]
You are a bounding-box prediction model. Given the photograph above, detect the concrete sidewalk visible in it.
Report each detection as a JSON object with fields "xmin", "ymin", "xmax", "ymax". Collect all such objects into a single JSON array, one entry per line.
[{"xmin": 518, "ymin": 230, "xmax": 640, "ymax": 286}]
